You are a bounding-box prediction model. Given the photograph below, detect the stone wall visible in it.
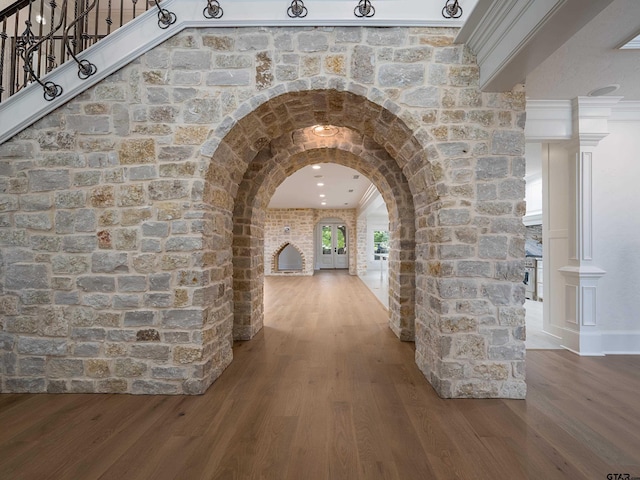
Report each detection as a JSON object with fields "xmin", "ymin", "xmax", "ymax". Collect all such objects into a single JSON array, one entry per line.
[
  {"xmin": 0, "ymin": 26, "xmax": 526, "ymax": 398},
  {"xmin": 264, "ymin": 208, "xmax": 357, "ymax": 276}
]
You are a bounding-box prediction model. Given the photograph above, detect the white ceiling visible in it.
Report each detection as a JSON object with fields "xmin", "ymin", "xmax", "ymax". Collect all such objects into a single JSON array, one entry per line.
[
  {"xmin": 268, "ymin": 163, "xmax": 373, "ymax": 210},
  {"xmin": 525, "ymin": 0, "xmax": 640, "ymax": 101}
]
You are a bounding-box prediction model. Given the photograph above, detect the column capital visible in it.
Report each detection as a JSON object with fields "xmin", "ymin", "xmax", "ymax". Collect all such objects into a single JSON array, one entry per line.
[{"xmin": 572, "ymin": 96, "xmax": 623, "ymax": 146}]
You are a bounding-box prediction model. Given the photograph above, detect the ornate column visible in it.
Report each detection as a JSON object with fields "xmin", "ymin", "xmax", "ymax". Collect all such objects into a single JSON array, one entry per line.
[{"xmin": 558, "ymin": 97, "xmax": 621, "ymax": 354}]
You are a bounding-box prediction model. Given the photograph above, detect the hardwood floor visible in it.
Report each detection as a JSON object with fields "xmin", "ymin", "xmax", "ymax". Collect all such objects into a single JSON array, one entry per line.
[{"xmin": 1, "ymin": 271, "xmax": 639, "ymax": 479}]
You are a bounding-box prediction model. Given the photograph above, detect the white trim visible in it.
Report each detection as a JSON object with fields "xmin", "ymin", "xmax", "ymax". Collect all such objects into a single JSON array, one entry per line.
[
  {"xmin": 456, "ymin": 0, "xmax": 613, "ymax": 92},
  {"xmin": 524, "ymin": 99, "xmax": 572, "ymax": 141},
  {"xmin": 610, "ymin": 101, "xmax": 640, "ymax": 122},
  {"xmin": 523, "ymin": 212, "xmax": 542, "ymax": 226}
]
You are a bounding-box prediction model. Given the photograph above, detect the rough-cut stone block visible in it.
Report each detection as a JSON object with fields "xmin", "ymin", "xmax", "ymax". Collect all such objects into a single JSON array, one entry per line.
[
  {"xmin": 132, "ymin": 380, "xmax": 179, "ymax": 394},
  {"xmin": 173, "ymin": 345, "xmax": 203, "ymax": 364},
  {"xmin": 47, "ymin": 358, "xmax": 84, "ymax": 378},
  {"xmin": 118, "ymin": 276, "xmax": 147, "ymax": 292},
  {"xmin": 172, "ymin": 50, "xmax": 211, "ymax": 70},
  {"xmin": 479, "ymin": 236, "xmax": 508, "ymax": 259},
  {"xmin": 378, "ymin": 64, "xmax": 424, "ymax": 87},
  {"xmin": 92, "ymin": 252, "xmax": 129, "ymax": 273},
  {"xmin": 131, "ymin": 344, "xmax": 170, "ymax": 360},
  {"xmin": 148, "ymin": 180, "xmax": 190, "ymax": 200},
  {"xmin": 124, "ymin": 311, "xmax": 155, "ymax": 327},
  {"xmin": 165, "ymin": 237, "xmax": 203, "ymax": 251},
  {"xmin": 402, "ymin": 87, "xmax": 439, "ymax": 107},
  {"xmin": 29, "ymin": 170, "xmax": 70, "ymax": 192},
  {"xmin": 206, "ymin": 70, "xmax": 251, "ymax": 86},
  {"xmin": 19, "ymin": 356, "xmax": 46, "ymax": 375},
  {"xmin": 119, "ymin": 139, "xmax": 155, "ymax": 165},
  {"xmin": 17, "ymin": 338, "xmax": 67, "ymax": 356},
  {"xmin": 5, "ymin": 264, "xmax": 49, "ymax": 290},
  {"xmin": 66, "ymin": 115, "xmax": 110, "ymax": 134},
  {"xmin": 5, "ymin": 378, "xmax": 46, "ymax": 393},
  {"xmin": 151, "ymin": 366, "xmax": 188, "ymax": 379},
  {"xmin": 161, "ymin": 310, "xmax": 204, "ymax": 329},
  {"xmin": 115, "ymin": 358, "xmax": 147, "ymax": 377},
  {"xmin": 476, "ymin": 157, "xmax": 509, "ymax": 180},
  {"xmin": 77, "ymin": 276, "xmax": 116, "ymax": 292}
]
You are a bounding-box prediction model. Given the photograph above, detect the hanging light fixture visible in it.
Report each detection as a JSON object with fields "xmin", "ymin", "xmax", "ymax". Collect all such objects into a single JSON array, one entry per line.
[
  {"xmin": 287, "ymin": 0, "xmax": 308, "ymax": 18},
  {"xmin": 442, "ymin": 0, "xmax": 462, "ymax": 19},
  {"xmin": 354, "ymin": 0, "xmax": 374, "ymax": 18}
]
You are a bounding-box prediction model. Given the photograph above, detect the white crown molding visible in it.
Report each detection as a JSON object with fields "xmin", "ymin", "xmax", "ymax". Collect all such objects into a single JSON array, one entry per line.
[
  {"xmin": 610, "ymin": 101, "xmax": 640, "ymax": 122},
  {"xmin": 456, "ymin": 0, "xmax": 614, "ymax": 92},
  {"xmin": 524, "ymin": 99, "xmax": 572, "ymax": 141},
  {"xmin": 0, "ymin": 0, "xmax": 478, "ymax": 145}
]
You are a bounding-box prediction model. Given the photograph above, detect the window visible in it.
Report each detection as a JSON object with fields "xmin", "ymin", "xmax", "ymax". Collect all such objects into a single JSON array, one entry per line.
[{"xmin": 373, "ymin": 230, "xmax": 389, "ymax": 260}]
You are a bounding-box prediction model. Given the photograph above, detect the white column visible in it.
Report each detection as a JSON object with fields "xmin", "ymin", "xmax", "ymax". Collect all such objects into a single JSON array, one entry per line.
[{"xmin": 556, "ymin": 97, "xmax": 621, "ymax": 355}]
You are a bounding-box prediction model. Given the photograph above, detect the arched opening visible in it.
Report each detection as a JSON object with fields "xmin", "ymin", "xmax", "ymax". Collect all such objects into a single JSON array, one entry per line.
[
  {"xmin": 204, "ymin": 89, "xmax": 419, "ymax": 345},
  {"xmin": 271, "ymin": 242, "xmax": 305, "ymax": 273}
]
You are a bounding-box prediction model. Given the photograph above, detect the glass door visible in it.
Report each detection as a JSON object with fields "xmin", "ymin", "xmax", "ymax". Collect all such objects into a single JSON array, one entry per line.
[{"xmin": 319, "ymin": 224, "xmax": 348, "ymax": 269}]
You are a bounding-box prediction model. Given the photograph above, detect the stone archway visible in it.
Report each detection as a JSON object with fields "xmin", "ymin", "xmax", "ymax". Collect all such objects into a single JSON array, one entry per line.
[
  {"xmin": 204, "ymin": 88, "xmax": 419, "ymax": 364},
  {"xmin": 203, "ymin": 85, "xmax": 526, "ymax": 399}
]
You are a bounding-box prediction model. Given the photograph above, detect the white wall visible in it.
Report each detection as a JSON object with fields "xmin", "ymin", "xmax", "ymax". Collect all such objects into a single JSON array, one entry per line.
[
  {"xmin": 593, "ymin": 120, "xmax": 640, "ymax": 351},
  {"xmin": 524, "ymin": 143, "xmax": 543, "ymax": 225}
]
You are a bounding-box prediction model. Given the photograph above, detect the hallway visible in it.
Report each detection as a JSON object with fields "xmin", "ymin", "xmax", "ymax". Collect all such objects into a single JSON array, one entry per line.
[{"xmin": 0, "ymin": 272, "xmax": 639, "ymax": 479}]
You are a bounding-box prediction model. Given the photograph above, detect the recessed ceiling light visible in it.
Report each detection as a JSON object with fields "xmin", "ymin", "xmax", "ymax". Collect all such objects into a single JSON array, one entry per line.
[
  {"xmin": 317, "ymin": 182, "xmax": 324, "ymax": 187},
  {"xmin": 319, "ymin": 194, "xmax": 325, "ymax": 198},
  {"xmin": 321, "ymin": 201, "xmax": 327, "ymax": 205},
  {"xmin": 348, "ymin": 189, "xmax": 354, "ymax": 193},
  {"xmin": 344, "ymin": 203, "xmax": 349, "ymax": 205},
  {"xmin": 587, "ymin": 84, "xmax": 620, "ymax": 97},
  {"xmin": 312, "ymin": 165, "xmax": 321, "ymax": 170},
  {"xmin": 314, "ymin": 175, "xmax": 323, "ymax": 178},
  {"xmin": 312, "ymin": 125, "xmax": 339, "ymax": 137},
  {"xmin": 36, "ymin": 14, "xmax": 46, "ymax": 25}
]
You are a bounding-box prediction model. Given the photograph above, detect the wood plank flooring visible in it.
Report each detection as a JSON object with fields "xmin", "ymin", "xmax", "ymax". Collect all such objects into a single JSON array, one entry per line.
[{"xmin": 1, "ymin": 270, "xmax": 639, "ymax": 479}]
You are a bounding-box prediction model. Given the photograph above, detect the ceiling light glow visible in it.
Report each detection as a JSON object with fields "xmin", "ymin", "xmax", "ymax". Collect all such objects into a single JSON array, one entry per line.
[
  {"xmin": 312, "ymin": 125, "xmax": 338, "ymax": 137},
  {"xmin": 312, "ymin": 165, "xmax": 321, "ymax": 170},
  {"xmin": 317, "ymin": 182, "xmax": 324, "ymax": 187}
]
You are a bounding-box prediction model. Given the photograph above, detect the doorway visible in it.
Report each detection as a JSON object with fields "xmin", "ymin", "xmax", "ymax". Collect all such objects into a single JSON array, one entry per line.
[{"xmin": 318, "ymin": 223, "xmax": 348, "ymax": 269}]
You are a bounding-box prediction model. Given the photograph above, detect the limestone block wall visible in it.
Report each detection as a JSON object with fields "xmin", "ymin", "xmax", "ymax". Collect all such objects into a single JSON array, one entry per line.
[
  {"xmin": 264, "ymin": 208, "xmax": 357, "ymax": 276},
  {"xmin": 0, "ymin": 26, "xmax": 526, "ymax": 398},
  {"xmin": 264, "ymin": 209, "xmax": 315, "ymax": 276}
]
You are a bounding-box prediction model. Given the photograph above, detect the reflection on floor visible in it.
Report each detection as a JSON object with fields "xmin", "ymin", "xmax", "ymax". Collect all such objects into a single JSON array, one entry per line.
[
  {"xmin": 358, "ymin": 269, "xmax": 389, "ymax": 309},
  {"xmin": 525, "ymin": 299, "xmax": 563, "ymax": 350},
  {"xmin": 359, "ymin": 269, "xmax": 564, "ymax": 350}
]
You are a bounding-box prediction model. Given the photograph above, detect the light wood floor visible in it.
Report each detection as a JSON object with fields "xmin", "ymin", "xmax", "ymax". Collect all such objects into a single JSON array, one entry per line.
[{"xmin": 1, "ymin": 271, "xmax": 639, "ymax": 479}]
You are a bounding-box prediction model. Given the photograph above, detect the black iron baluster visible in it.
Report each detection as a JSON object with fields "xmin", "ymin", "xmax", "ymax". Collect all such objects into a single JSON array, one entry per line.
[
  {"xmin": 36, "ymin": 0, "xmax": 45, "ymax": 79},
  {"xmin": 92, "ymin": 0, "xmax": 99, "ymax": 46},
  {"xmin": 63, "ymin": 0, "xmax": 98, "ymax": 79},
  {"xmin": 105, "ymin": 0, "xmax": 112, "ymax": 35},
  {"xmin": 21, "ymin": 0, "xmax": 66, "ymax": 100},
  {"xmin": 0, "ymin": 18, "xmax": 7, "ymax": 102},
  {"xmin": 47, "ymin": 0, "xmax": 58, "ymax": 73},
  {"xmin": 10, "ymin": 7, "xmax": 19, "ymax": 96}
]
